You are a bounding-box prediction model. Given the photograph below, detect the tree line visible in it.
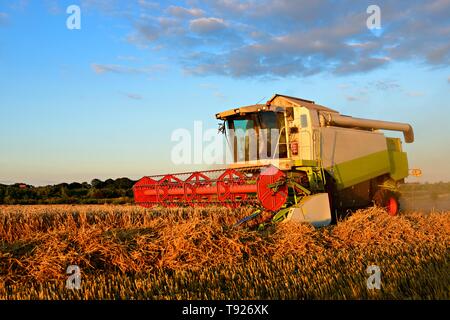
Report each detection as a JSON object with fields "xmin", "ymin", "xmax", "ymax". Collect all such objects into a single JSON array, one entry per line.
[
  {"xmin": 1, "ymin": 179, "xmax": 448, "ymax": 205},
  {"xmin": 0, "ymin": 178, "xmax": 137, "ymax": 205}
]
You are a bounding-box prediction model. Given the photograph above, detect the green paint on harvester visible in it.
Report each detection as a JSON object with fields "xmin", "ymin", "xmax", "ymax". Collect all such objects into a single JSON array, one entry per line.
[{"xmin": 327, "ymin": 149, "xmax": 408, "ymax": 190}]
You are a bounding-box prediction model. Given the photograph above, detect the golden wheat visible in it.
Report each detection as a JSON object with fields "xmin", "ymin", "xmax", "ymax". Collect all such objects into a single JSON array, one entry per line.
[{"xmin": 0, "ymin": 205, "xmax": 448, "ymax": 299}]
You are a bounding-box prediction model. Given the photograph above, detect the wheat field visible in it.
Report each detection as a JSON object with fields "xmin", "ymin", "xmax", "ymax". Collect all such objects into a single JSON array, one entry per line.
[{"xmin": 0, "ymin": 205, "xmax": 448, "ymax": 299}]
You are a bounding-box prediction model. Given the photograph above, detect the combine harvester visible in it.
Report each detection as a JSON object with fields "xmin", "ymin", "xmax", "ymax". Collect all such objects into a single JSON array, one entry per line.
[{"xmin": 134, "ymin": 94, "xmax": 414, "ymax": 227}]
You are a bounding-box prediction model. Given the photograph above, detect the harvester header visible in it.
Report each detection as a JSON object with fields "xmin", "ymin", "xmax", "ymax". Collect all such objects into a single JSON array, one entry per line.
[{"xmin": 134, "ymin": 165, "xmax": 288, "ymax": 212}]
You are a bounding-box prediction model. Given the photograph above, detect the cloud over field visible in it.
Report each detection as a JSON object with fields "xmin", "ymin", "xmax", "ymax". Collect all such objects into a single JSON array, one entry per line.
[
  {"xmin": 77, "ymin": 1, "xmax": 450, "ymax": 78},
  {"xmin": 107, "ymin": 0, "xmax": 450, "ymax": 78}
]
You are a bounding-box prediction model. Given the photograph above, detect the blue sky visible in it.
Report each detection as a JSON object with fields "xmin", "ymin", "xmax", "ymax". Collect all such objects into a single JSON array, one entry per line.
[{"xmin": 0, "ymin": 0, "xmax": 449, "ymax": 185}]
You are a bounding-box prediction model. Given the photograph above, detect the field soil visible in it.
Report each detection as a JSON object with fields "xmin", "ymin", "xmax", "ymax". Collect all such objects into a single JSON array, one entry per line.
[{"xmin": 401, "ymin": 193, "xmax": 450, "ymax": 211}]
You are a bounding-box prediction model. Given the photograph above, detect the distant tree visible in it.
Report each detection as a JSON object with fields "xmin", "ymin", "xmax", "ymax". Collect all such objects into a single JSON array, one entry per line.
[
  {"xmin": 5, "ymin": 187, "xmax": 18, "ymax": 200},
  {"xmin": 115, "ymin": 177, "xmax": 135, "ymax": 189},
  {"xmin": 91, "ymin": 179, "xmax": 104, "ymax": 189},
  {"xmin": 68, "ymin": 182, "xmax": 83, "ymax": 190},
  {"xmin": 1, "ymin": 176, "xmax": 137, "ymax": 204},
  {"xmin": 60, "ymin": 186, "xmax": 69, "ymax": 200},
  {"xmin": 88, "ymin": 188, "xmax": 104, "ymax": 199},
  {"xmin": 104, "ymin": 179, "xmax": 115, "ymax": 188}
]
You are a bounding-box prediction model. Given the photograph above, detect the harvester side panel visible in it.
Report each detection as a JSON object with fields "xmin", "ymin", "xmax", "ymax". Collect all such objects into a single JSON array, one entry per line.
[{"xmin": 319, "ymin": 126, "xmax": 390, "ymax": 190}]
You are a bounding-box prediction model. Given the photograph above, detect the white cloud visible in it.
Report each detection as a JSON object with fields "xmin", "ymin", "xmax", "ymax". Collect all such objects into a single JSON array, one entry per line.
[
  {"xmin": 124, "ymin": 93, "xmax": 143, "ymax": 100},
  {"xmin": 407, "ymin": 91, "xmax": 425, "ymax": 97},
  {"xmin": 91, "ymin": 63, "xmax": 165, "ymax": 75},
  {"xmin": 138, "ymin": 0, "xmax": 159, "ymax": 9},
  {"xmin": 346, "ymin": 95, "xmax": 360, "ymax": 102},
  {"xmin": 189, "ymin": 17, "xmax": 227, "ymax": 34},
  {"xmin": 371, "ymin": 80, "xmax": 401, "ymax": 91},
  {"xmin": 199, "ymin": 83, "xmax": 227, "ymax": 101},
  {"xmin": 337, "ymin": 83, "xmax": 351, "ymax": 90},
  {"xmin": 167, "ymin": 5, "xmax": 204, "ymax": 18},
  {"xmin": 108, "ymin": 0, "xmax": 450, "ymax": 78}
]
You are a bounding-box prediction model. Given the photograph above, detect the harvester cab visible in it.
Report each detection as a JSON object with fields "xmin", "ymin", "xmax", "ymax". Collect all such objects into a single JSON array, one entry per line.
[{"xmin": 134, "ymin": 94, "xmax": 414, "ymax": 227}]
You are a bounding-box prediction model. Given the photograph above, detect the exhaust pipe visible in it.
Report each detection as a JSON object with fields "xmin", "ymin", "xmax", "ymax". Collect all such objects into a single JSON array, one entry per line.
[{"xmin": 320, "ymin": 113, "xmax": 414, "ymax": 143}]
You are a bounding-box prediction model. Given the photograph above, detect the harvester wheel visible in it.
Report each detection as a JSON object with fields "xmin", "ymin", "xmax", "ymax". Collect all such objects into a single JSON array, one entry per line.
[{"xmin": 373, "ymin": 189, "xmax": 400, "ymax": 216}]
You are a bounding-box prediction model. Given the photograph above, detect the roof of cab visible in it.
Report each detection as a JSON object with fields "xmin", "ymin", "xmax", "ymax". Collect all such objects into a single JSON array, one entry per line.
[
  {"xmin": 216, "ymin": 93, "xmax": 338, "ymax": 119},
  {"xmin": 266, "ymin": 94, "xmax": 338, "ymax": 113}
]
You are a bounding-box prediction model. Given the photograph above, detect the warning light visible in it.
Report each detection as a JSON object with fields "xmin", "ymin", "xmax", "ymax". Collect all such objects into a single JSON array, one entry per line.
[{"xmin": 409, "ymin": 169, "xmax": 422, "ymax": 177}]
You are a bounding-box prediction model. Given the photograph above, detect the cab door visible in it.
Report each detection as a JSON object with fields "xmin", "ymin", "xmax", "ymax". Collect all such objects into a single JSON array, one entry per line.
[{"xmin": 298, "ymin": 108, "xmax": 313, "ymax": 160}]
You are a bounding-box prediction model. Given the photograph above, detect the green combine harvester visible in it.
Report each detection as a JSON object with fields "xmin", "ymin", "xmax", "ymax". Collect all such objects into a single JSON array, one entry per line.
[{"xmin": 134, "ymin": 94, "xmax": 414, "ymax": 227}]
